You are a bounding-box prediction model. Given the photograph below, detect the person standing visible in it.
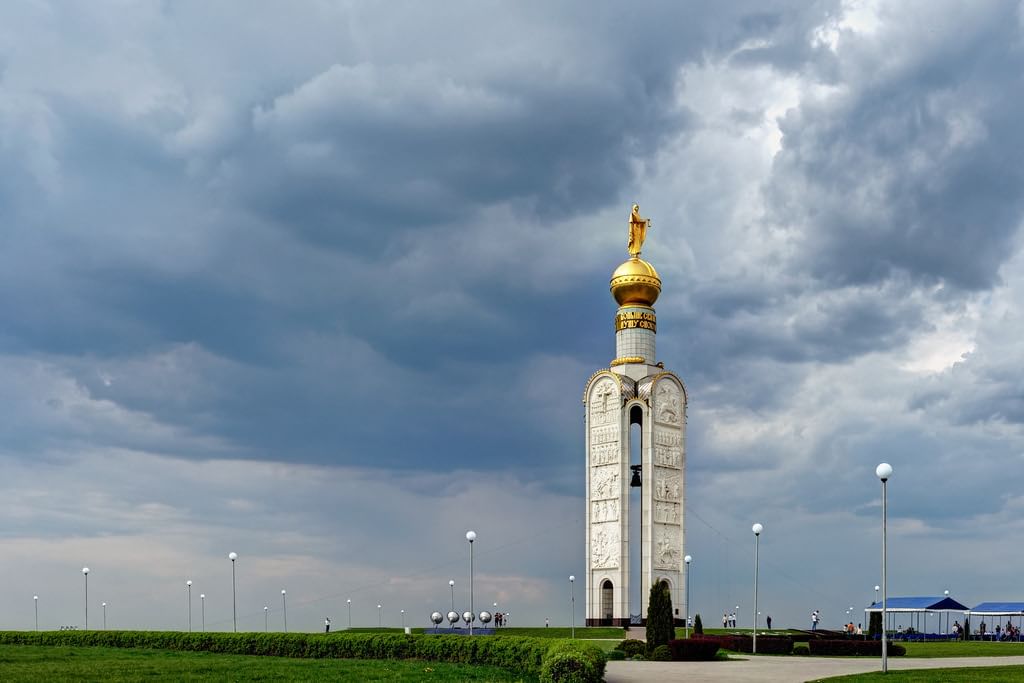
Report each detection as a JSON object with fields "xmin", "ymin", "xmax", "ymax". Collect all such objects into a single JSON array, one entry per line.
[
  {"xmin": 723, "ymin": 613, "xmax": 728, "ymax": 628},
  {"xmin": 766, "ymin": 615, "xmax": 772, "ymax": 630},
  {"xmin": 325, "ymin": 617, "xmax": 331, "ymax": 633}
]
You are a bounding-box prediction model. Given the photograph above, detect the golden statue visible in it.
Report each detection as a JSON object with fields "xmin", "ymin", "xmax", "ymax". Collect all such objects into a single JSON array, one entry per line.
[{"xmin": 627, "ymin": 204, "xmax": 649, "ymax": 257}]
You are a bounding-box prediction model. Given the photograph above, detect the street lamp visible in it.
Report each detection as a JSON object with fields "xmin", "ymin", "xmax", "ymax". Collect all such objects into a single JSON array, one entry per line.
[
  {"xmin": 33, "ymin": 595, "xmax": 38, "ymax": 631},
  {"xmin": 569, "ymin": 575, "xmax": 575, "ymax": 639},
  {"xmin": 684, "ymin": 555, "xmax": 692, "ymax": 638},
  {"xmin": 466, "ymin": 530, "xmax": 477, "ymax": 636},
  {"xmin": 102, "ymin": 602, "xmax": 107, "ymax": 630},
  {"xmin": 186, "ymin": 581, "xmax": 193, "ymax": 633},
  {"xmin": 377, "ymin": 604, "xmax": 382, "ymax": 627},
  {"xmin": 228, "ymin": 552, "xmax": 238, "ymax": 632},
  {"xmin": 876, "ymin": 462, "xmax": 892, "ymax": 673},
  {"xmin": 264, "ymin": 606, "xmax": 269, "ymax": 632},
  {"xmin": 200, "ymin": 594, "xmax": 206, "ymax": 632},
  {"xmin": 347, "ymin": 599, "xmax": 352, "ymax": 629},
  {"xmin": 752, "ymin": 523, "xmax": 763, "ymax": 654},
  {"xmin": 82, "ymin": 567, "xmax": 90, "ymax": 629},
  {"xmin": 401, "ymin": 609, "xmax": 406, "ymax": 628},
  {"xmin": 449, "ymin": 580, "xmax": 455, "ymax": 613},
  {"xmin": 875, "ymin": 585, "xmax": 880, "ymax": 606},
  {"xmin": 282, "ymin": 590, "xmax": 288, "ymax": 633}
]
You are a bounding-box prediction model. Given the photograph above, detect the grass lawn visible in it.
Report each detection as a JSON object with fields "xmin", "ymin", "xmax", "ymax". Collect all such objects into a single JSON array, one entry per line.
[
  {"xmin": 818, "ymin": 665, "xmax": 1024, "ymax": 681},
  {"xmin": 900, "ymin": 640, "xmax": 1024, "ymax": 658},
  {"xmin": 0, "ymin": 645, "xmax": 532, "ymax": 682}
]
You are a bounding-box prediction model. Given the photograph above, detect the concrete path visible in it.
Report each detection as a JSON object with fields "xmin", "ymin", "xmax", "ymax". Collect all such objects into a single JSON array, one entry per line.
[{"xmin": 604, "ymin": 654, "xmax": 1024, "ymax": 682}]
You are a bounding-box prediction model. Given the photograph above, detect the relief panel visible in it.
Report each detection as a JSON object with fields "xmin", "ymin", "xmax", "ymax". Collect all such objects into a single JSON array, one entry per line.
[{"xmin": 591, "ymin": 522, "xmax": 620, "ymax": 569}]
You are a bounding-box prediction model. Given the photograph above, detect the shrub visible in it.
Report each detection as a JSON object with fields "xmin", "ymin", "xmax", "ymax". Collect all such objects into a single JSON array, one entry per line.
[
  {"xmin": 539, "ymin": 641, "xmax": 605, "ymax": 683},
  {"xmin": 614, "ymin": 639, "xmax": 647, "ymax": 657},
  {"xmin": 645, "ymin": 581, "xmax": 674, "ymax": 652},
  {"xmin": 668, "ymin": 638, "xmax": 719, "ymax": 661},
  {"xmin": 694, "ymin": 613, "xmax": 703, "ymax": 635},
  {"xmin": 891, "ymin": 643, "xmax": 906, "ymax": 656},
  {"xmin": 607, "ymin": 649, "xmax": 626, "ymax": 661},
  {"xmin": 793, "ymin": 644, "xmax": 809, "ymax": 655},
  {"xmin": 649, "ymin": 644, "xmax": 671, "ymax": 661}
]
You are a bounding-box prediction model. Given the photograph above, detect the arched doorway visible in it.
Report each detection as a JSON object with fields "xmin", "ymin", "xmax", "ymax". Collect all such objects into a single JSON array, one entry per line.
[{"xmin": 601, "ymin": 580, "xmax": 614, "ymax": 622}]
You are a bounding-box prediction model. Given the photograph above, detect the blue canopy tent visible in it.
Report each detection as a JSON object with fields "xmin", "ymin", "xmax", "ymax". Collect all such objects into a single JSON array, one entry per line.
[
  {"xmin": 967, "ymin": 603, "xmax": 1024, "ymax": 641},
  {"xmin": 865, "ymin": 596, "xmax": 969, "ymax": 639}
]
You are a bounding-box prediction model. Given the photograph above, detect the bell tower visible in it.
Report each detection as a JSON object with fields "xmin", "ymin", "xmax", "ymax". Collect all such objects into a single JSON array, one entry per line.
[{"xmin": 583, "ymin": 205, "xmax": 687, "ymax": 626}]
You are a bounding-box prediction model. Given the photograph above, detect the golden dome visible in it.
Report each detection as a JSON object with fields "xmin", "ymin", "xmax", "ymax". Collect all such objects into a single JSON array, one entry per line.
[{"xmin": 610, "ymin": 256, "xmax": 661, "ymax": 307}]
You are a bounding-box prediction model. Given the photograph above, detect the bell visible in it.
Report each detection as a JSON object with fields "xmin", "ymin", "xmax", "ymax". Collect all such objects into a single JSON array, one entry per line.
[{"xmin": 629, "ymin": 465, "xmax": 642, "ymax": 488}]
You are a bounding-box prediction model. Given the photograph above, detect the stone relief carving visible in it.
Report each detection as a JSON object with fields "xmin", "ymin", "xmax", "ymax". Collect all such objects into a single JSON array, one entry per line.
[
  {"xmin": 592, "ymin": 378, "xmax": 618, "ymax": 411},
  {"xmin": 654, "ymin": 380, "xmax": 681, "ymax": 425},
  {"xmin": 591, "ymin": 523, "xmax": 620, "ymax": 569},
  {"xmin": 654, "ymin": 501, "xmax": 680, "ymax": 525},
  {"xmin": 590, "ymin": 442, "xmax": 619, "ymax": 466},
  {"xmin": 591, "ymin": 465, "xmax": 620, "ymax": 501},
  {"xmin": 591, "ymin": 499, "xmax": 619, "ymax": 523},
  {"xmin": 653, "ymin": 526, "xmax": 681, "ymax": 569},
  {"xmin": 590, "ymin": 425, "xmax": 619, "ymax": 445},
  {"xmin": 653, "ymin": 468, "xmax": 682, "ymax": 501}
]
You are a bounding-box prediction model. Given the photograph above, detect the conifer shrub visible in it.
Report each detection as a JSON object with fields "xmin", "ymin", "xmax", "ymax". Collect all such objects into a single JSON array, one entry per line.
[
  {"xmin": 645, "ymin": 581, "xmax": 674, "ymax": 652},
  {"xmin": 693, "ymin": 613, "xmax": 704, "ymax": 635}
]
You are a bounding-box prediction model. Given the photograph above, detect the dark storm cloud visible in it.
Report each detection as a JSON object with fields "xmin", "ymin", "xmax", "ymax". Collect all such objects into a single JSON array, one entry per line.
[{"xmin": 767, "ymin": 2, "xmax": 1024, "ymax": 292}]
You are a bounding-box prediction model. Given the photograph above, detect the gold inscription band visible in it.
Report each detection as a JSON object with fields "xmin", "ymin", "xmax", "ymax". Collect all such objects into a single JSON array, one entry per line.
[
  {"xmin": 615, "ymin": 310, "xmax": 657, "ymax": 332},
  {"xmin": 610, "ymin": 356, "xmax": 646, "ymax": 367}
]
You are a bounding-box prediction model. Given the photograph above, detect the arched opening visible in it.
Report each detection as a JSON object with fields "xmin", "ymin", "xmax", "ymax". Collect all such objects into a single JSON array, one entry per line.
[
  {"xmin": 601, "ymin": 580, "xmax": 614, "ymax": 622},
  {"xmin": 629, "ymin": 404, "xmax": 643, "ymax": 621}
]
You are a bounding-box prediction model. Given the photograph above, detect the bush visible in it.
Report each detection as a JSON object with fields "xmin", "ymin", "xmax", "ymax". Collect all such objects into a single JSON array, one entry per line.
[
  {"xmin": 649, "ymin": 644, "xmax": 671, "ymax": 661},
  {"xmin": 607, "ymin": 649, "xmax": 626, "ymax": 661},
  {"xmin": 688, "ymin": 634, "xmax": 791, "ymax": 655},
  {"xmin": 793, "ymin": 644, "xmax": 809, "ymax": 655},
  {"xmin": 668, "ymin": 638, "xmax": 719, "ymax": 661},
  {"xmin": 645, "ymin": 582, "xmax": 674, "ymax": 652},
  {"xmin": 540, "ymin": 641, "xmax": 606, "ymax": 683},
  {"xmin": 0, "ymin": 631, "xmax": 605, "ymax": 678},
  {"xmin": 807, "ymin": 639, "xmax": 906, "ymax": 656},
  {"xmin": 614, "ymin": 639, "xmax": 647, "ymax": 658},
  {"xmin": 694, "ymin": 613, "xmax": 703, "ymax": 635}
]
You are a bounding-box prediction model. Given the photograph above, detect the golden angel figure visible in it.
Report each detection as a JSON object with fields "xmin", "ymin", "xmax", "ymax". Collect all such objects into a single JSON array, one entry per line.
[{"xmin": 627, "ymin": 204, "xmax": 649, "ymax": 257}]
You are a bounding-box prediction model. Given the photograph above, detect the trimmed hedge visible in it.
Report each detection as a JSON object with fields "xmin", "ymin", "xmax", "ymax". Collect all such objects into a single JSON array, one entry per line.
[
  {"xmin": 691, "ymin": 634, "xmax": 792, "ymax": 655},
  {"xmin": 807, "ymin": 639, "xmax": 906, "ymax": 656},
  {"xmin": 667, "ymin": 638, "xmax": 719, "ymax": 661},
  {"xmin": 649, "ymin": 644, "xmax": 671, "ymax": 661},
  {"xmin": 0, "ymin": 631, "xmax": 605, "ymax": 681}
]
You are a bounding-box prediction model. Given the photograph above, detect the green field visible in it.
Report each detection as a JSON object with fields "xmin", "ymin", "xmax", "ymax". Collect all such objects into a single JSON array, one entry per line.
[
  {"xmin": 0, "ymin": 645, "xmax": 530, "ymax": 682},
  {"xmin": 899, "ymin": 640, "xmax": 1024, "ymax": 658},
  {"xmin": 819, "ymin": 666, "xmax": 1024, "ymax": 682}
]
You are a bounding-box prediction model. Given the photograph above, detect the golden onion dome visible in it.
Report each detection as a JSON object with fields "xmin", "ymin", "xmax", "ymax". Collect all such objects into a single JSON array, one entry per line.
[{"xmin": 610, "ymin": 256, "xmax": 661, "ymax": 307}]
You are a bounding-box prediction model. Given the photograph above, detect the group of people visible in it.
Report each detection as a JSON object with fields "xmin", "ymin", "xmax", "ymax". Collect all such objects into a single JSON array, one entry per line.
[
  {"xmin": 962, "ymin": 620, "xmax": 1020, "ymax": 641},
  {"xmin": 842, "ymin": 622, "xmax": 863, "ymax": 636},
  {"xmin": 722, "ymin": 612, "xmax": 738, "ymax": 628}
]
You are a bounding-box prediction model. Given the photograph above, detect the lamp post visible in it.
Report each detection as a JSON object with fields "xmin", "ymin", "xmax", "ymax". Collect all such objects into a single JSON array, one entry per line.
[
  {"xmin": 569, "ymin": 575, "xmax": 575, "ymax": 639},
  {"xmin": 449, "ymin": 580, "xmax": 455, "ymax": 613},
  {"xmin": 264, "ymin": 606, "xmax": 268, "ymax": 632},
  {"xmin": 494, "ymin": 602, "xmax": 499, "ymax": 628},
  {"xmin": 186, "ymin": 581, "xmax": 193, "ymax": 633},
  {"xmin": 281, "ymin": 590, "xmax": 288, "ymax": 633},
  {"xmin": 347, "ymin": 599, "xmax": 352, "ymax": 629},
  {"xmin": 401, "ymin": 609, "xmax": 406, "ymax": 628},
  {"xmin": 752, "ymin": 523, "xmax": 763, "ymax": 654},
  {"xmin": 377, "ymin": 604, "xmax": 382, "ymax": 627},
  {"xmin": 466, "ymin": 530, "xmax": 477, "ymax": 636},
  {"xmin": 228, "ymin": 552, "xmax": 238, "ymax": 632},
  {"xmin": 102, "ymin": 602, "xmax": 107, "ymax": 630},
  {"xmin": 33, "ymin": 596, "xmax": 38, "ymax": 631},
  {"xmin": 876, "ymin": 462, "xmax": 892, "ymax": 673},
  {"xmin": 82, "ymin": 567, "xmax": 90, "ymax": 629},
  {"xmin": 200, "ymin": 594, "xmax": 206, "ymax": 632},
  {"xmin": 875, "ymin": 585, "xmax": 880, "ymax": 606},
  {"xmin": 684, "ymin": 555, "xmax": 692, "ymax": 638}
]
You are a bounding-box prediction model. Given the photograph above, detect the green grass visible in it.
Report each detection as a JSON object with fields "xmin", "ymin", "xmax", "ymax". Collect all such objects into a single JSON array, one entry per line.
[
  {"xmin": 817, "ymin": 666, "xmax": 1024, "ymax": 681},
  {"xmin": 0, "ymin": 645, "xmax": 531, "ymax": 682},
  {"xmin": 900, "ymin": 640, "xmax": 1024, "ymax": 658}
]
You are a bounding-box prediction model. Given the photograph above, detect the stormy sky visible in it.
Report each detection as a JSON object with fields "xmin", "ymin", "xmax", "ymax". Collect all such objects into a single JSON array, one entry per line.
[{"xmin": 2, "ymin": 0, "xmax": 1024, "ymax": 631}]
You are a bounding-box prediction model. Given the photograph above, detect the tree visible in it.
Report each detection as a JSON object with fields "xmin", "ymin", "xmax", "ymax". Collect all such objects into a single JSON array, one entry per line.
[
  {"xmin": 694, "ymin": 613, "xmax": 704, "ymax": 635},
  {"xmin": 645, "ymin": 581, "xmax": 675, "ymax": 652},
  {"xmin": 868, "ymin": 611, "xmax": 882, "ymax": 638}
]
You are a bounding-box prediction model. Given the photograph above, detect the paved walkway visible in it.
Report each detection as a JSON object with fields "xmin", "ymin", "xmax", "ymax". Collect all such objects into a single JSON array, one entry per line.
[{"xmin": 604, "ymin": 654, "xmax": 1024, "ymax": 682}]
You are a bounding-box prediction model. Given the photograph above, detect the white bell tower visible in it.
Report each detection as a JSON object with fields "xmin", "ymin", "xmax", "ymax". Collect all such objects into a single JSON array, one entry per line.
[{"xmin": 583, "ymin": 205, "xmax": 687, "ymax": 626}]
